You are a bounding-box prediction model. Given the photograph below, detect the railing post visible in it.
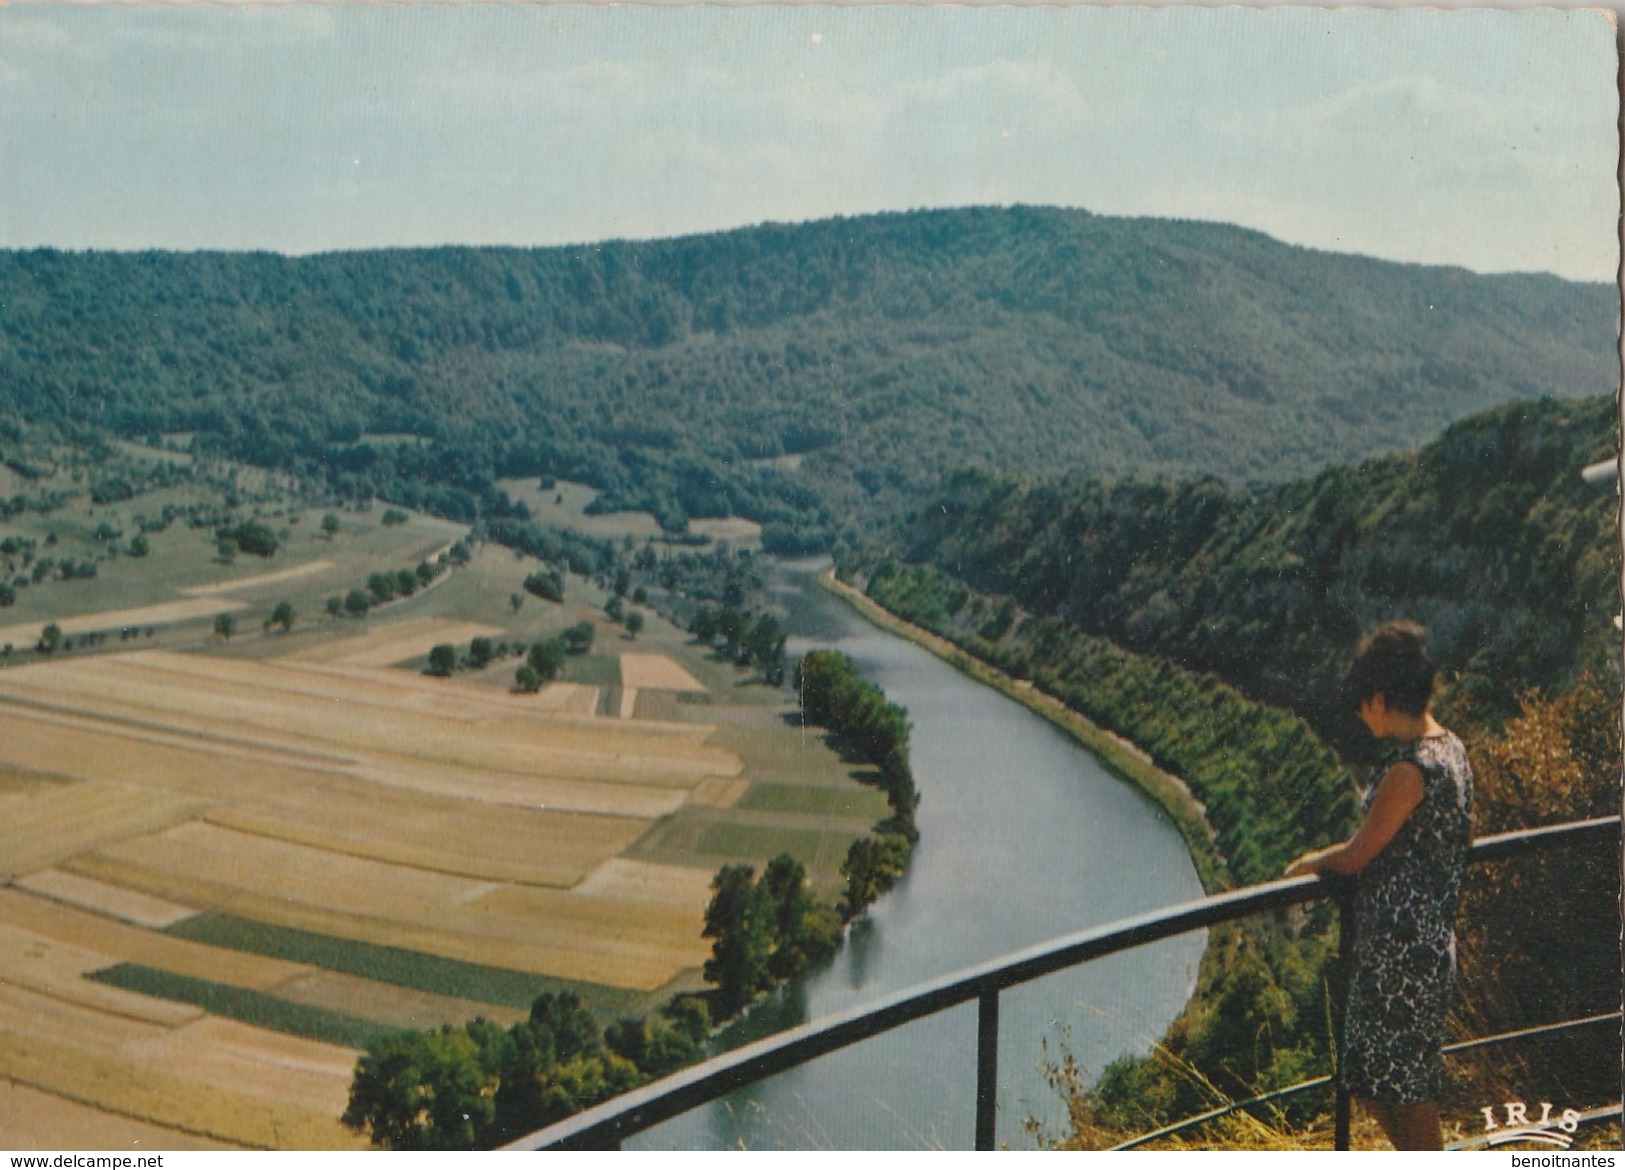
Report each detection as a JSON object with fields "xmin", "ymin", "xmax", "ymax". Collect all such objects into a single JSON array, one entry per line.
[
  {"xmin": 976, "ymin": 988, "xmax": 999, "ymax": 1151},
  {"xmin": 1332, "ymin": 881, "xmax": 1356, "ymax": 1152}
]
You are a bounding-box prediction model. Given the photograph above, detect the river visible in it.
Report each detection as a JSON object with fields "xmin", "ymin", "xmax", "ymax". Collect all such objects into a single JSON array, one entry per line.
[{"xmin": 632, "ymin": 561, "xmax": 1207, "ymax": 1150}]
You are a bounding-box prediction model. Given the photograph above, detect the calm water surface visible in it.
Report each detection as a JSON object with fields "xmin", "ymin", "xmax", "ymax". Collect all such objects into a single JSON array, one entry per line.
[{"xmin": 633, "ymin": 562, "xmax": 1206, "ymax": 1150}]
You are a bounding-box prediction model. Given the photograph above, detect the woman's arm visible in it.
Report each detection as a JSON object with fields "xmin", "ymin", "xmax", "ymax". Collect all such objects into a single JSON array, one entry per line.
[{"xmin": 1284, "ymin": 762, "xmax": 1425, "ymax": 878}]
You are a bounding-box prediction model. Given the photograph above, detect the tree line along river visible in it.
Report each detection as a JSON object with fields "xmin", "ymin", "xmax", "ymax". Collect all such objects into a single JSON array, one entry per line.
[{"xmin": 634, "ymin": 560, "xmax": 1207, "ymax": 1150}]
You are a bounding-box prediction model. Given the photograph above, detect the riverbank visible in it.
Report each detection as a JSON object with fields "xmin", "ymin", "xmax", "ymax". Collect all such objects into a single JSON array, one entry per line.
[{"xmin": 818, "ymin": 567, "xmax": 1229, "ymax": 894}]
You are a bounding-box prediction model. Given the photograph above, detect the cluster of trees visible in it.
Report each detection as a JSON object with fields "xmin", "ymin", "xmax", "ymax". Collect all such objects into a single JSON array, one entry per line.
[
  {"xmin": 342, "ymin": 992, "xmax": 710, "ymax": 1151},
  {"xmin": 697, "ymin": 651, "xmax": 919, "ymax": 1021},
  {"xmin": 521, "ymin": 568, "xmax": 565, "ymax": 604},
  {"xmin": 0, "ymin": 488, "xmax": 74, "ymax": 520},
  {"xmin": 4, "ymin": 210, "xmax": 1610, "ymax": 552},
  {"xmin": 794, "ymin": 651, "xmax": 920, "ymax": 918},
  {"xmin": 690, "ymin": 606, "xmax": 786, "ymax": 684},
  {"xmin": 641, "ymin": 543, "xmax": 764, "ymax": 608},
  {"xmin": 475, "ymin": 518, "xmax": 614, "ymax": 581},
  {"xmin": 215, "ymin": 519, "xmax": 279, "ymax": 559},
  {"xmin": 420, "ymin": 624, "xmax": 597, "ymax": 688},
  {"xmin": 15, "ymin": 554, "xmax": 99, "ymax": 585},
  {"xmin": 513, "ymin": 625, "xmax": 594, "ymax": 692},
  {"xmin": 600, "ymin": 596, "xmax": 644, "ymax": 639},
  {"xmin": 323, "ymin": 554, "xmax": 455, "ymax": 620},
  {"xmin": 700, "ymin": 857, "xmax": 844, "ymax": 1017},
  {"xmin": 29, "ymin": 621, "xmax": 156, "ymax": 655}
]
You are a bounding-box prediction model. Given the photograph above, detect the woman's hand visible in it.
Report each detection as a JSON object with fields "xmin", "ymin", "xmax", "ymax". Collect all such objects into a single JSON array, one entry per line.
[
  {"xmin": 1284, "ymin": 850, "xmax": 1328, "ymax": 879},
  {"xmin": 1284, "ymin": 762, "xmax": 1426, "ymax": 881}
]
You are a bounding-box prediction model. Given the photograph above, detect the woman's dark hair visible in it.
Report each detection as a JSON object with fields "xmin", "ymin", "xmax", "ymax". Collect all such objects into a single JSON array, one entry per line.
[{"xmin": 1341, "ymin": 621, "xmax": 1435, "ymax": 716}]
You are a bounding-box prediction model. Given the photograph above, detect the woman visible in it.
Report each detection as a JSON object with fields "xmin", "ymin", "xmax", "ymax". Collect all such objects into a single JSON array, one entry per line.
[{"xmin": 1285, "ymin": 621, "xmax": 1473, "ymax": 1151}]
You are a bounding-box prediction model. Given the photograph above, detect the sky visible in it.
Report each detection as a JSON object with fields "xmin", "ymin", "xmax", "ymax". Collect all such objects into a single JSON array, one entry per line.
[{"xmin": 0, "ymin": 3, "xmax": 1617, "ymax": 281}]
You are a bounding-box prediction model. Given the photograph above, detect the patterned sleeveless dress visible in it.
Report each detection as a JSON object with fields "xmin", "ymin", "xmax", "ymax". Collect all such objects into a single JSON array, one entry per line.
[{"xmin": 1340, "ymin": 731, "xmax": 1473, "ymax": 1104}]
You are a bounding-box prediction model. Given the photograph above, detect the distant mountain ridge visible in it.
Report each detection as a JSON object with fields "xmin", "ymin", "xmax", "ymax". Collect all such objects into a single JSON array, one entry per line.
[{"xmin": 0, "ymin": 206, "xmax": 1614, "ymax": 543}]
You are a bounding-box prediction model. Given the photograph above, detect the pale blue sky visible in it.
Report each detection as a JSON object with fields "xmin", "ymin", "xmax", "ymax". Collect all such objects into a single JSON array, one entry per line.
[{"xmin": 0, "ymin": 3, "xmax": 1616, "ymax": 280}]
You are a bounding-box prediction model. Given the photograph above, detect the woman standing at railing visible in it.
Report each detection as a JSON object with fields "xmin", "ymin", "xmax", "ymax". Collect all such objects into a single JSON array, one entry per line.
[{"xmin": 1285, "ymin": 621, "xmax": 1474, "ymax": 1152}]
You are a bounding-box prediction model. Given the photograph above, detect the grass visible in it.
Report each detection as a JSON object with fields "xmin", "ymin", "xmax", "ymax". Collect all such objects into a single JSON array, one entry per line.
[
  {"xmin": 564, "ymin": 652, "xmax": 621, "ymax": 688},
  {"xmin": 735, "ymin": 782, "xmax": 890, "ymax": 819},
  {"xmin": 165, "ymin": 913, "xmax": 643, "ymax": 1014},
  {"xmin": 496, "ymin": 477, "xmax": 663, "ymax": 541},
  {"xmin": 87, "ymin": 963, "xmax": 390, "ymax": 1050},
  {"xmin": 0, "ymin": 473, "xmax": 462, "ymax": 647},
  {"xmin": 695, "ymin": 822, "xmax": 837, "ymax": 860}
]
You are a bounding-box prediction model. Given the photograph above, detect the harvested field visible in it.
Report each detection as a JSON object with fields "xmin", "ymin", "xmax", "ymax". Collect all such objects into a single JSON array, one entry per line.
[
  {"xmin": 0, "ymin": 763, "xmax": 72, "ymax": 796},
  {"xmin": 341, "ymin": 756, "xmax": 689, "ymax": 819},
  {"xmin": 78, "ymin": 821, "xmax": 503, "ymax": 919},
  {"xmin": 0, "ymin": 1080, "xmax": 241, "ymax": 1151},
  {"xmin": 0, "ymin": 654, "xmax": 740, "ymax": 820},
  {"xmin": 631, "ymin": 689, "xmax": 679, "ymax": 721},
  {"xmin": 0, "ymin": 781, "xmax": 207, "ymax": 878},
  {"xmin": 272, "ymin": 970, "xmax": 526, "ymax": 1032},
  {"xmin": 178, "ymin": 560, "xmax": 337, "ymax": 596},
  {"xmin": 125, "ymin": 1015, "xmax": 363, "ymax": 1128},
  {"xmin": 0, "ymin": 628, "xmax": 874, "ymax": 1146},
  {"xmin": 0, "ymin": 983, "xmax": 363, "ymax": 1149},
  {"xmin": 689, "ymin": 776, "xmax": 752, "ymax": 808},
  {"xmin": 205, "ymin": 790, "xmax": 646, "ymax": 887},
  {"xmin": 0, "ymin": 890, "xmax": 309, "ymax": 992},
  {"xmin": 619, "ymin": 652, "xmax": 706, "ymax": 691},
  {"xmin": 0, "ymin": 597, "xmax": 247, "ymax": 647},
  {"xmin": 534, "ymin": 681, "xmax": 603, "ymax": 714},
  {"xmin": 15, "ymin": 868, "xmax": 197, "ymax": 929},
  {"xmin": 280, "ymin": 616, "xmax": 507, "ymax": 666},
  {"xmin": 574, "ymin": 859, "xmax": 717, "ymax": 908},
  {"xmin": 0, "ymin": 921, "xmax": 202, "ymax": 1027},
  {"xmin": 72, "ymin": 825, "xmax": 707, "ymax": 990}
]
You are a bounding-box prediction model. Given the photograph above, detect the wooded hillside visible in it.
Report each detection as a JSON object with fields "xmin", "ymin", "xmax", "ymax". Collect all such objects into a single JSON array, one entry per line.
[
  {"xmin": 1, "ymin": 207, "xmax": 1613, "ymax": 546},
  {"xmin": 880, "ymin": 394, "xmax": 1618, "ymax": 750}
]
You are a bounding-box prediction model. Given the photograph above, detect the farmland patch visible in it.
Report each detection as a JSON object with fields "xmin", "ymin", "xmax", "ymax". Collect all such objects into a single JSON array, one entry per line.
[
  {"xmin": 177, "ymin": 560, "xmax": 338, "ymax": 596},
  {"xmin": 166, "ymin": 914, "xmax": 641, "ymax": 1012},
  {"xmin": 0, "ymin": 598, "xmax": 248, "ymax": 648},
  {"xmin": 88, "ymin": 964, "xmax": 390, "ymax": 1050},
  {"xmin": 14, "ymin": 868, "xmax": 197, "ymax": 929},
  {"xmin": 0, "ymin": 1080, "xmax": 240, "ymax": 1151},
  {"xmin": 619, "ymin": 652, "xmax": 706, "ymax": 692}
]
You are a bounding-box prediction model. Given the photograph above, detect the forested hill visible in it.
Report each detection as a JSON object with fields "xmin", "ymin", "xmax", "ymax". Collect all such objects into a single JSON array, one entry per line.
[
  {"xmin": 1, "ymin": 206, "xmax": 1614, "ymax": 545},
  {"xmin": 877, "ymin": 394, "xmax": 1619, "ymax": 751}
]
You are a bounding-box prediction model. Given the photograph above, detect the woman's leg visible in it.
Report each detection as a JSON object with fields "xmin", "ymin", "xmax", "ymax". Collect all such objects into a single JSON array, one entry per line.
[{"xmin": 1362, "ymin": 1098, "xmax": 1442, "ymax": 1151}]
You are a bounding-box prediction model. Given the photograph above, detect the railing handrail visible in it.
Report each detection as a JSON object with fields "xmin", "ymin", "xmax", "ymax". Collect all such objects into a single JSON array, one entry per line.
[{"xmin": 504, "ymin": 814, "xmax": 1621, "ymax": 1151}]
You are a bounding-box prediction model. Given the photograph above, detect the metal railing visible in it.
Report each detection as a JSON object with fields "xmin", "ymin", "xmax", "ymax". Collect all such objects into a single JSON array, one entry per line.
[{"xmin": 505, "ymin": 815, "xmax": 1621, "ymax": 1152}]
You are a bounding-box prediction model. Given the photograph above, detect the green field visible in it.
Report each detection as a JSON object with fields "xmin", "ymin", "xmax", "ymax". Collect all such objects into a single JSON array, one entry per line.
[
  {"xmin": 88, "ymin": 964, "xmax": 391, "ymax": 1050},
  {"xmin": 165, "ymin": 914, "xmax": 646, "ymax": 1015},
  {"xmin": 736, "ymin": 782, "xmax": 891, "ymax": 819}
]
